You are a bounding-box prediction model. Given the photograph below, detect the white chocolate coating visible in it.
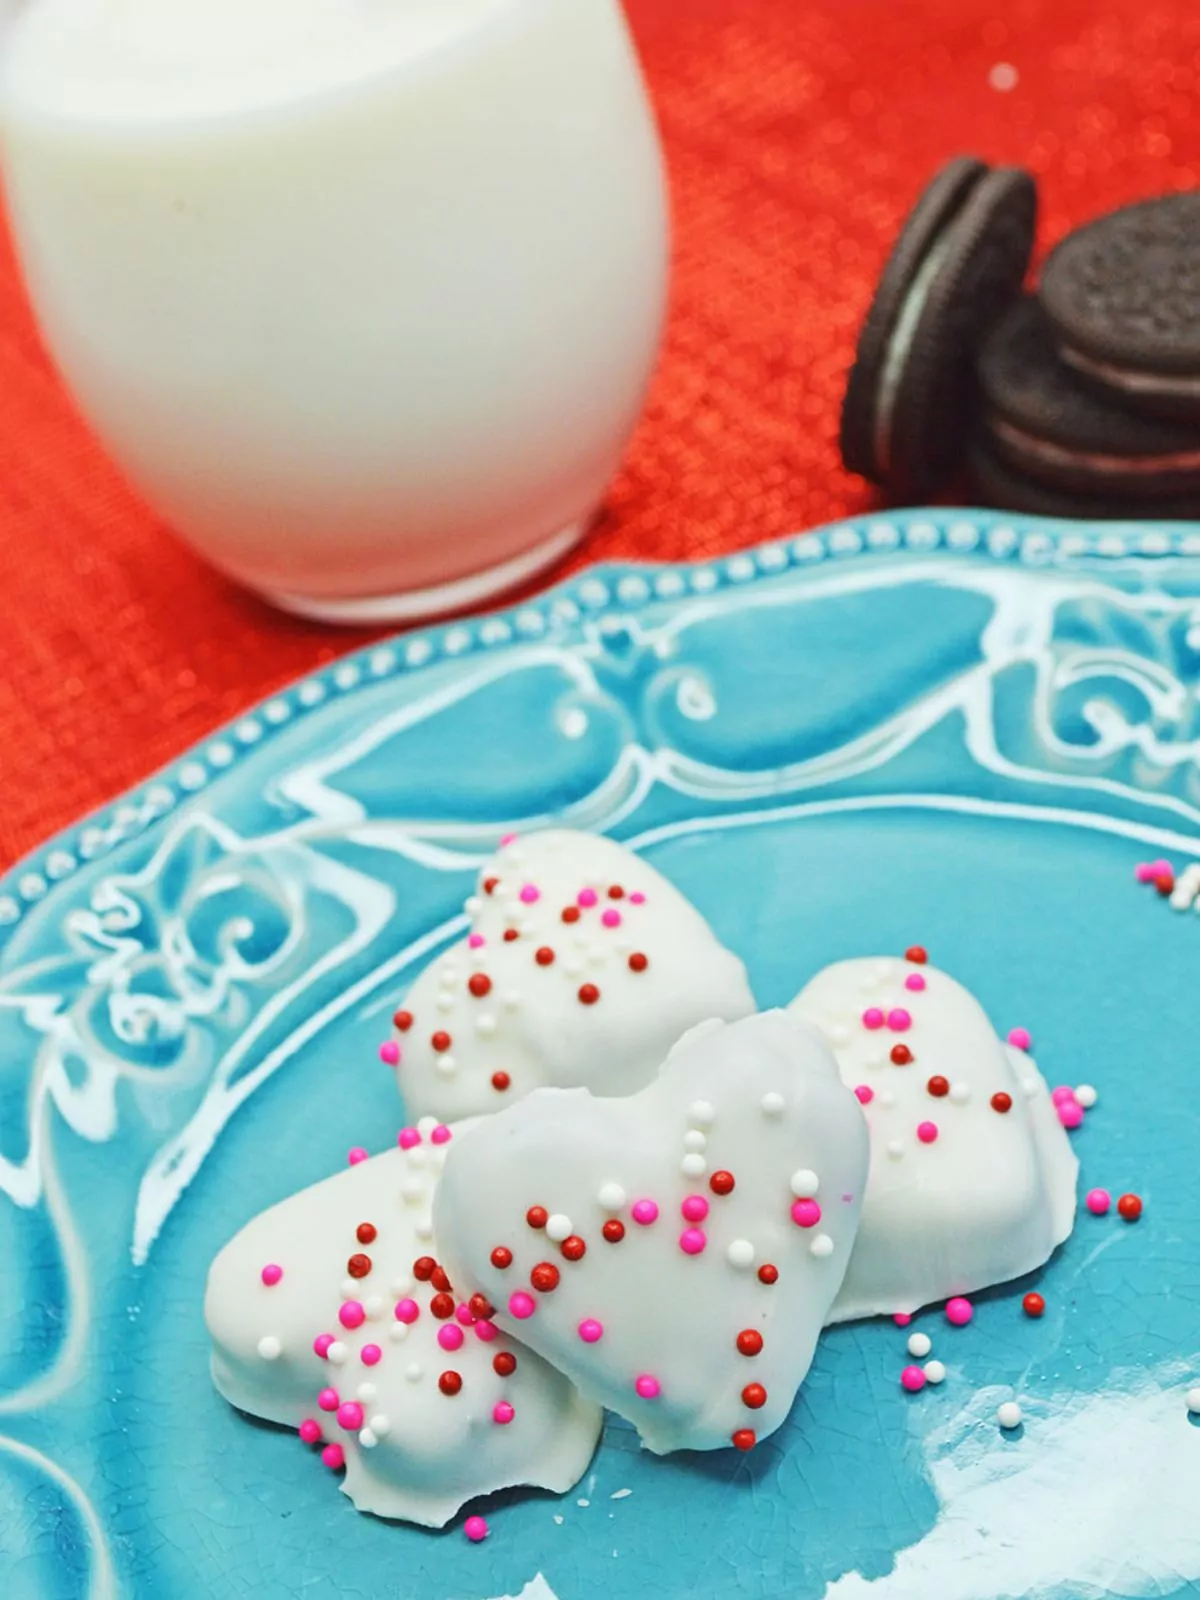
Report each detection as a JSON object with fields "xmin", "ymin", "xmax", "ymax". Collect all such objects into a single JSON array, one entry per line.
[
  {"xmin": 390, "ymin": 830, "xmax": 755, "ymax": 1122},
  {"xmin": 789, "ymin": 959, "xmax": 1078, "ymax": 1322},
  {"xmin": 204, "ymin": 1128, "xmax": 601, "ymax": 1527},
  {"xmin": 434, "ymin": 1011, "xmax": 870, "ymax": 1455}
]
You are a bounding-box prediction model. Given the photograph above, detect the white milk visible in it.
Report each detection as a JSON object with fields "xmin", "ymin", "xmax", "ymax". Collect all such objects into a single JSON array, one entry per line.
[{"xmin": 0, "ymin": 0, "xmax": 668, "ymax": 619}]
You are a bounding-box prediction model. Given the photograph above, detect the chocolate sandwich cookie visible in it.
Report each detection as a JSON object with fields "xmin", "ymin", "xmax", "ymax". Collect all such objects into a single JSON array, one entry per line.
[
  {"xmin": 1040, "ymin": 191, "xmax": 1200, "ymax": 422},
  {"xmin": 967, "ymin": 436, "xmax": 1200, "ymax": 520},
  {"xmin": 977, "ymin": 295, "xmax": 1200, "ymax": 502},
  {"xmin": 841, "ymin": 156, "xmax": 1037, "ymax": 498}
]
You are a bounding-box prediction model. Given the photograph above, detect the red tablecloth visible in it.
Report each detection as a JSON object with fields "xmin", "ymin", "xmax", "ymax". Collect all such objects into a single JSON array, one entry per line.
[{"xmin": 1, "ymin": 0, "xmax": 1197, "ymax": 869}]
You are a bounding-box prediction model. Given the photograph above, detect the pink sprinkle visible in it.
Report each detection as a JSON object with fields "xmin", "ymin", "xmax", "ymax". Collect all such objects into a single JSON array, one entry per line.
[
  {"xmin": 347, "ymin": 1147, "xmax": 369, "ymax": 1166},
  {"xmin": 438, "ymin": 1324, "xmax": 465, "ymax": 1352},
  {"xmin": 862, "ymin": 1006, "xmax": 885, "ymax": 1030},
  {"xmin": 888, "ymin": 1008, "xmax": 912, "ymax": 1032},
  {"xmin": 509, "ymin": 1292, "xmax": 536, "ymax": 1320},
  {"xmin": 1086, "ymin": 1188, "xmax": 1112, "ymax": 1215},
  {"xmin": 321, "ymin": 1443, "xmax": 345, "ymax": 1471},
  {"xmin": 464, "ymin": 1515, "xmax": 489, "ymax": 1543},
  {"xmin": 493, "ymin": 1401, "xmax": 515, "ymax": 1425},
  {"xmin": 635, "ymin": 1374, "xmax": 661, "ymax": 1399},
  {"xmin": 1058, "ymin": 1101, "xmax": 1084, "ymax": 1130},
  {"xmin": 601, "ymin": 908, "xmax": 622, "ymax": 928},
  {"xmin": 681, "ymin": 1195, "xmax": 710, "ymax": 1222},
  {"xmin": 679, "ymin": 1227, "xmax": 707, "ymax": 1255},
  {"xmin": 900, "ymin": 1365, "xmax": 927, "ymax": 1393},
  {"xmin": 577, "ymin": 888, "xmax": 598, "ymax": 908},
  {"xmin": 298, "ymin": 1419, "xmax": 322, "ymax": 1445},
  {"xmin": 339, "ymin": 1300, "xmax": 366, "ymax": 1330},
  {"xmin": 468, "ymin": 933, "xmax": 486, "ymax": 949},
  {"xmin": 917, "ymin": 1121, "xmax": 939, "ymax": 1144},
  {"xmin": 632, "ymin": 1199, "xmax": 659, "ymax": 1226},
  {"xmin": 313, "ymin": 1333, "xmax": 335, "ymax": 1359},
  {"xmin": 893, "ymin": 1313, "xmax": 913, "ymax": 1327},
  {"xmin": 578, "ymin": 1318, "xmax": 604, "ymax": 1343},
  {"xmin": 500, "ymin": 832, "xmax": 517, "ymax": 846},
  {"xmin": 1150, "ymin": 858, "xmax": 1172, "ymax": 876},
  {"xmin": 394, "ymin": 1299, "xmax": 419, "ymax": 1324},
  {"xmin": 455, "ymin": 1302, "xmax": 476, "ymax": 1326},
  {"xmin": 1008, "ymin": 1027, "xmax": 1032, "ymax": 1051},
  {"xmin": 791, "ymin": 1198, "xmax": 822, "ymax": 1228},
  {"xmin": 629, "ymin": 892, "xmax": 646, "ymax": 905},
  {"xmin": 474, "ymin": 1320, "xmax": 498, "ymax": 1342},
  {"xmin": 1051, "ymin": 1085, "xmax": 1078, "ymax": 1106},
  {"xmin": 945, "ymin": 1297, "xmax": 973, "ymax": 1327},
  {"xmin": 317, "ymin": 1388, "xmax": 340, "ymax": 1412},
  {"xmin": 261, "ymin": 1264, "xmax": 283, "ymax": 1287},
  {"xmin": 905, "ymin": 973, "xmax": 926, "ymax": 993},
  {"xmin": 379, "ymin": 1040, "xmax": 400, "ymax": 1066},
  {"xmin": 336, "ymin": 1402, "xmax": 364, "ymax": 1431},
  {"xmin": 520, "ymin": 884, "xmax": 540, "ymax": 904},
  {"xmin": 397, "ymin": 1127, "xmax": 421, "ymax": 1150},
  {"xmin": 360, "ymin": 1344, "xmax": 382, "ymax": 1366},
  {"xmin": 855, "ymin": 1084, "xmax": 874, "ymax": 1104},
  {"xmin": 431, "ymin": 1125, "xmax": 452, "ymax": 1145},
  {"xmin": 1135, "ymin": 862, "xmax": 1155, "ymax": 883}
]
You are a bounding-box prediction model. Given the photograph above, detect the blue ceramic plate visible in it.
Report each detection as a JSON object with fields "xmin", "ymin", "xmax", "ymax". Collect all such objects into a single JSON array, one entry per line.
[{"xmin": 3, "ymin": 512, "xmax": 1199, "ymax": 1600}]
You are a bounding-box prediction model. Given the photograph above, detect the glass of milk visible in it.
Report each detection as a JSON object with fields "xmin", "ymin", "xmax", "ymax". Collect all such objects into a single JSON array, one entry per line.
[{"xmin": 0, "ymin": 0, "xmax": 668, "ymax": 621}]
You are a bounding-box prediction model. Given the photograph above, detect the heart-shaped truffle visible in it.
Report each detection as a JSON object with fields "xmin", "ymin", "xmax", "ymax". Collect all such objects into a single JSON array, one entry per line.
[
  {"xmin": 789, "ymin": 955, "xmax": 1078, "ymax": 1321},
  {"xmin": 433, "ymin": 1011, "xmax": 869, "ymax": 1454},
  {"xmin": 205, "ymin": 1121, "xmax": 601, "ymax": 1527},
  {"xmin": 388, "ymin": 830, "xmax": 755, "ymax": 1121}
]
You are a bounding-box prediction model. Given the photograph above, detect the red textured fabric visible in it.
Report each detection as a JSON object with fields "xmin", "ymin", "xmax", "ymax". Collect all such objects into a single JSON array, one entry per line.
[{"xmin": 2, "ymin": 0, "xmax": 1199, "ymax": 870}]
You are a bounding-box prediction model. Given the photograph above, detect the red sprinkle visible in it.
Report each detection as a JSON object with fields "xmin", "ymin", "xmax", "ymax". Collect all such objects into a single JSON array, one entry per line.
[
  {"xmin": 347, "ymin": 1253, "xmax": 372, "ymax": 1279},
  {"xmin": 468, "ymin": 974, "xmax": 492, "ymax": 998},
  {"xmin": 526, "ymin": 1206, "xmax": 548, "ymax": 1230},
  {"xmin": 561, "ymin": 906, "xmax": 581, "ymax": 924},
  {"xmin": 503, "ymin": 928, "xmax": 520, "ymax": 942},
  {"xmin": 628, "ymin": 952, "xmax": 649, "ymax": 973},
  {"xmin": 1117, "ymin": 1193, "xmax": 1143, "ymax": 1221},
  {"xmin": 709, "ymin": 1170, "xmax": 736, "ymax": 1196},
  {"xmin": 431, "ymin": 1031, "xmax": 452, "ymax": 1053},
  {"xmin": 1154, "ymin": 872, "xmax": 1176, "ymax": 896},
  {"xmin": 736, "ymin": 1329, "xmax": 764, "ymax": 1357},
  {"xmin": 430, "ymin": 1293, "xmax": 456, "ymax": 1320},
  {"xmin": 491, "ymin": 1071, "xmax": 511, "ymax": 1093},
  {"xmin": 732, "ymin": 1428, "xmax": 757, "ymax": 1452},
  {"xmin": 602, "ymin": 1220, "xmax": 626, "ymax": 1243},
  {"xmin": 483, "ymin": 877, "xmax": 499, "ymax": 895},
  {"xmin": 891, "ymin": 1044, "xmax": 913, "ymax": 1065},
  {"xmin": 493, "ymin": 1352, "xmax": 517, "ymax": 1377},
  {"xmin": 578, "ymin": 984, "xmax": 600, "ymax": 1005},
  {"xmin": 1023, "ymin": 1292, "xmax": 1045, "ymax": 1318},
  {"xmin": 905, "ymin": 946, "xmax": 928, "ymax": 964},
  {"xmin": 530, "ymin": 1263, "xmax": 560, "ymax": 1293},
  {"xmin": 991, "ymin": 1092, "xmax": 1013, "ymax": 1114},
  {"xmin": 431, "ymin": 1266, "xmax": 452, "ymax": 1293},
  {"xmin": 535, "ymin": 947, "xmax": 555, "ymax": 966},
  {"xmin": 757, "ymin": 1263, "xmax": 779, "ymax": 1285},
  {"xmin": 490, "ymin": 1247, "xmax": 513, "ymax": 1270},
  {"xmin": 927, "ymin": 1076, "xmax": 950, "ymax": 1097},
  {"xmin": 609, "ymin": 886, "xmax": 625, "ymax": 900},
  {"xmin": 469, "ymin": 1293, "xmax": 495, "ymax": 1321},
  {"xmin": 393, "ymin": 1009, "xmax": 413, "ymax": 1032},
  {"xmin": 413, "ymin": 1256, "xmax": 436, "ymax": 1281},
  {"xmin": 560, "ymin": 1236, "xmax": 587, "ymax": 1262},
  {"xmin": 741, "ymin": 1383, "xmax": 767, "ymax": 1409},
  {"xmin": 356, "ymin": 1223, "xmax": 377, "ymax": 1245},
  {"xmin": 438, "ymin": 1371, "xmax": 463, "ymax": 1396}
]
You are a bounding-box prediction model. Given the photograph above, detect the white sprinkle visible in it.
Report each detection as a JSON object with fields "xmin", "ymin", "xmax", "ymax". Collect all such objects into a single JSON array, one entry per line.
[
  {"xmin": 438, "ymin": 968, "xmax": 458, "ymax": 986},
  {"xmin": 727, "ymin": 1239, "xmax": 756, "ymax": 1269},
  {"xmin": 810, "ymin": 1233, "xmax": 835, "ymax": 1258},
  {"xmin": 371, "ymin": 1414, "xmax": 392, "ymax": 1438},
  {"xmin": 1186, "ymin": 1386, "xmax": 1200, "ymax": 1416},
  {"xmin": 391, "ymin": 1277, "xmax": 413, "ymax": 1298},
  {"xmin": 988, "ymin": 60, "xmax": 1019, "ymax": 92},
  {"xmin": 553, "ymin": 1515, "xmax": 564, "ymax": 1526},
  {"xmin": 828, "ymin": 1023, "xmax": 850, "ymax": 1047},
  {"xmin": 577, "ymin": 1498, "xmax": 590, "ymax": 1508},
  {"xmin": 887, "ymin": 1139, "xmax": 905, "ymax": 1160},
  {"xmin": 340, "ymin": 1277, "xmax": 358, "ymax": 1300},
  {"xmin": 469, "ymin": 948, "xmax": 488, "ymax": 971},
  {"xmin": 358, "ymin": 1428, "xmax": 378, "ymax": 1450},
  {"xmin": 998, "ymin": 1401, "xmax": 1023, "ymax": 1430},
  {"xmin": 417, "ymin": 1116, "xmax": 438, "ymax": 1137},
  {"xmin": 256, "ymin": 1335, "xmax": 281, "ymax": 1361},
  {"xmin": 907, "ymin": 1332, "xmax": 932, "ymax": 1359},
  {"xmin": 689, "ymin": 1100, "xmax": 715, "ymax": 1127},
  {"xmin": 563, "ymin": 958, "xmax": 583, "ymax": 977},
  {"xmin": 864, "ymin": 1052, "xmax": 887, "ymax": 1071},
  {"xmin": 950, "ymin": 1083, "xmax": 971, "ymax": 1105},
  {"xmin": 464, "ymin": 896, "xmax": 482, "ymax": 916},
  {"xmin": 327, "ymin": 1342, "xmax": 348, "ymax": 1366},
  {"xmin": 365, "ymin": 1296, "xmax": 386, "ymax": 1321},
  {"xmin": 598, "ymin": 1182, "xmax": 627, "ymax": 1211},
  {"xmin": 790, "ymin": 1169, "xmax": 820, "ymax": 1198},
  {"xmin": 476, "ymin": 1014, "xmax": 498, "ymax": 1038},
  {"xmin": 878, "ymin": 1089, "xmax": 896, "ymax": 1108},
  {"xmin": 611, "ymin": 1488, "xmax": 632, "ymax": 1500},
  {"xmin": 435, "ymin": 1054, "xmax": 457, "ymax": 1077},
  {"xmin": 923, "ymin": 1359, "xmax": 946, "ymax": 1385},
  {"xmin": 503, "ymin": 991, "xmax": 522, "ymax": 1011},
  {"xmin": 408, "ymin": 1149, "xmax": 428, "ymax": 1170},
  {"xmin": 388, "ymin": 1322, "xmax": 409, "ymax": 1343},
  {"xmin": 414, "ymin": 1217, "xmax": 434, "ymax": 1240},
  {"xmin": 681, "ymin": 1153, "xmax": 707, "ymax": 1178},
  {"xmin": 761, "ymin": 1092, "xmax": 785, "ymax": 1117},
  {"xmin": 406, "ymin": 1362, "xmax": 423, "ymax": 1382},
  {"xmin": 873, "ymin": 960, "xmax": 896, "ymax": 982},
  {"xmin": 1074, "ymin": 1084, "xmax": 1098, "ymax": 1109},
  {"xmin": 357, "ymin": 1382, "xmax": 378, "ymax": 1403},
  {"xmin": 436, "ymin": 992, "xmax": 455, "ymax": 1013},
  {"xmin": 1022, "ymin": 1077, "xmax": 1041, "ymax": 1098},
  {"xmin": 546, "ymin": 1213, "xmax": 573, "ymax": 1243},
  {"xmin": 684, "ymin": 1130, "xmax": 707, "ymax": 1152},
  {"xmin": 401, "ymin": 1179, "xmax": 425, "ymax": 1205},
  {"xmin": 589, "ymin": 944, "xmax": 608, "ymax": 966}
]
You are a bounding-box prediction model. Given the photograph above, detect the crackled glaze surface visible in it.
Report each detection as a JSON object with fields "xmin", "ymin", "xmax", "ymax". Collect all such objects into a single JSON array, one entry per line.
[{"xmin": 2, "ymin": 513, "xmax": 1200, "ymax": 1600}]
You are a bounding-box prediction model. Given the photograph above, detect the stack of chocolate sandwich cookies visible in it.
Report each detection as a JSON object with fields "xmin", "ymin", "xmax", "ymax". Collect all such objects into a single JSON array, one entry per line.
[{"xmin": 842, "ymin": 167, "xmax": 1200, "ymax": 518}]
